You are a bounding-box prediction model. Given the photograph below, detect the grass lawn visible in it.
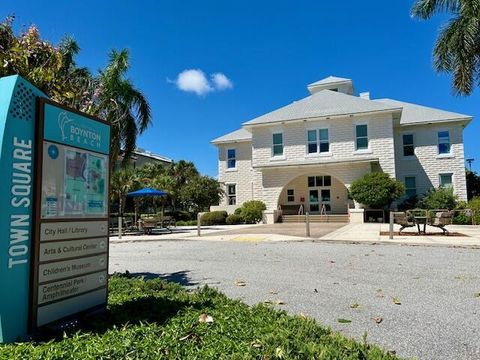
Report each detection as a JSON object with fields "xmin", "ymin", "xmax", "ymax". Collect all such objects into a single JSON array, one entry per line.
[{"xmin": 0, "ymin": 274, "xmax": 399, "ymax": 359}]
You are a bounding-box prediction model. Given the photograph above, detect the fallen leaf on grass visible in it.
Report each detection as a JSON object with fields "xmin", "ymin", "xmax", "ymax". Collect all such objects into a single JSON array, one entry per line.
[
  {"xmin": 350, "ymin": 303, "xmax": 361, "ymax": 309},
  {"xmin": 299, "ymin": 312, "xmax": 308, "ymax": 320},
  {"xmin": 372, "ymin": 316, "xmax": 383, "ymax": 324},
  {"xmin": 251, "ymin": 341, "xmax": 262, "ymax": 348},
  {"xmin": 275, "ymin": 347, "xmax": 285, "ymax": 358},
  {"xmin": 198, "ymin": 314, "xmax": 214, "ymax": 323},
  {"xmin": 235, "ymin": 280, "xmax": 247, "ymax": 287},
  {"xmin": 179, "ymin": 333, "xmax": 193, "ymax": 341},
  {"xmin": 392, "ymin": 297, "xmax": 402, "ymax": 305},
  {"xmin": 275, "ymin": 300, "xmax": 286, "ymax": 305},
  {"xmin": 337, "ymin": 318, "xmax": 352, "ymax": 324},
  {"xmin": 270, "ymin": 289, "xmax": 278, "ymax": 294}
]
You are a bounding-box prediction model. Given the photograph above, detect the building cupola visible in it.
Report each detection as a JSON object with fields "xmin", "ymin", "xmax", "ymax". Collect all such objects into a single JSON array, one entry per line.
[{"xmin": 307, "ymin": 76, "xmax": 354, "ymax": 95}]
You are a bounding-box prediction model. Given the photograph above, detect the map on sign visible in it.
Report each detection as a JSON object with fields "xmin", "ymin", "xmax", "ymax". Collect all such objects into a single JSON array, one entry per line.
[
  {"xmin": 64, "ymin": 150, "xmax": 107, "ymax": 216},
  {"xmin": 41, "ymin": 142, "xmax": 108, "ymax": 218}
]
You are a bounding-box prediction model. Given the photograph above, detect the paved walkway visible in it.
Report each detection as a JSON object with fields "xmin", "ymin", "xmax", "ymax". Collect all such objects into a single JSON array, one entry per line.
[
  {"xmin": 110, "ymin": 223, "xmax": 480, "ymax": 247},
  {"xmin": 321, "ymin": 223, "xmax": 480, "ymax": 247}
]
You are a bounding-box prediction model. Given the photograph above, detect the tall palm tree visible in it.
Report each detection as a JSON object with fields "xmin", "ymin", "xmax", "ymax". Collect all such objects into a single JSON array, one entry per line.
[
  {"xmin": 91, "ymin": 49, "xmax": 152, "ymax": 171},
  {"xmin": 411, "ymin": 0, "xmax": 480, "ymax": 95}
]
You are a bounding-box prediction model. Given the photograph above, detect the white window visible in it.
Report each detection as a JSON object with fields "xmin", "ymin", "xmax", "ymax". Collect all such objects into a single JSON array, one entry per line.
[
  {"xmin": 405, "ymin": 176, "xmax": 416, "ymax": 198},
  {"xmin": 272, "ymin": 133, "xmax": 283, "ymax": 156},
  {"xmin": 287, "ymin": 189, "xmax": 295, "ymax": 202},
  {"xmin": 227, "ymin": 148, "xmax": 236, "ymax": 169},
  {"xmin": 438, "ymin": 131, "xmax": 451, "ymax": 155},
  {"xmin": 402, "ymin": 134, "xmax": 414, "ymax": 157},
  {"xmin": 227, "ymin": 184, "xmax": 236, "ymax": 205},
  {"xmin": 307, "ymin": 175, "xmax": 331, "ymax": 187},
  {"xmin": 307, "ymin": 129, "xmax": 329, "ymax": 154},
  {"xmin": 439, "ymin": 173, "xmax": 453, "ymax": 188},
  {"xmin": 355, "ymin": 124, "xmax": 368, "ymax": 150}
]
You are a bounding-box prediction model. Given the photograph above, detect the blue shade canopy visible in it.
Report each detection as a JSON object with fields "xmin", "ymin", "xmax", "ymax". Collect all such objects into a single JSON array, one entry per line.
[{"xmin": 127, "ymin": 187, "xmax": 168, "ymax": 197}]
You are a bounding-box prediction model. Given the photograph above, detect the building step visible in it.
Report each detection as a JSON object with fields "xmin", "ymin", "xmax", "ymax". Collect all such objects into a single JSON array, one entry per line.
[{"xmin": 281, "ymin": 214, "xmax": 349, "ymax": 223}]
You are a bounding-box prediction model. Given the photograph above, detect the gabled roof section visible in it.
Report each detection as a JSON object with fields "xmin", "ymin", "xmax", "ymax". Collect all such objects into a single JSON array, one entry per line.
[
  {"xmin": 374, "ymin": 98, "xmax": 472, "ymax": 125},
  {"xmin": 307, "ymin": 76, "xmax": 352, "ymax": 87},
  {"xmin": 243, "ymin": 90, "xmax": 401, "ymax": 126},
  {"xmin": 211, "ymin": 128, "xmax": 252, "ymax": 144}
]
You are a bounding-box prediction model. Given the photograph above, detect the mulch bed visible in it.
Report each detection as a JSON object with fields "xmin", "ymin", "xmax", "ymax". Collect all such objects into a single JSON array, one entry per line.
[{"xmin": 380, "ymin": 231, "xmax": 468, "ymax": 237}]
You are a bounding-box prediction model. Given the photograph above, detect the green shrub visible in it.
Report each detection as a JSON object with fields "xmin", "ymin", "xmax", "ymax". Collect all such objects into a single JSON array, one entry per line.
[
  {"xmin": 453, "ymin": 212, "xmax": 471, "ymax": 225},
  {"xmin": 467, "ymin": 197, "xmax": 480, "ymax": 224},
  {"xmin": 200, "ymin": 211, "xmax": 228, "ymax": 225},
  {"xmin": 237, "ymin": 200, "xmax": 266, "ymax": 224},
  {"xmin": 176, "ymin": 220, "xmax": 197, "ymax": 226},
  {"xmin": 417, "ymin": 187, "xmax": 458, "ymax": 210},
  {"xmin": 165, "ymin": 210, "xmax": 193, "ymax": 221},
  {"xmin": 226, "ymin": 214, "xmax": 244, "ymax": 225},
  {"xmin": 349, "ymin": 172, "xmax": 404, "ymax": 209},
  {"xmin": 234, "ymin": 207, "xmax": 243, "ymax": 215}
]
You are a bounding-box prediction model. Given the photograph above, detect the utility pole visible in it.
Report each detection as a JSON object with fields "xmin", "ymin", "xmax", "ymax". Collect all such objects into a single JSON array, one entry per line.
[{"xmin": 466, "ymin": 158, "xmax": 474, "ymax": 171}]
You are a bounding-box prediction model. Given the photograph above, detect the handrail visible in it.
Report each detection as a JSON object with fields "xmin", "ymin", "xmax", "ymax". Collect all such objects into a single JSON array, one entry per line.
[{"xmin": 298, "ymin": 204, "xmax": 304, "ymax": 215}]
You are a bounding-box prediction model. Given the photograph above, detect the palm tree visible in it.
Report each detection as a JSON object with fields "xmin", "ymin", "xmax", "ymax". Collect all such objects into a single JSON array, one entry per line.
[
  {"xmin": 90, "ymin": 49, "xmax": 152, "ymax": 171},
  {"xmin": 110, "ymin": 166, "xmax": 140, "ymax": 214},
  {"xmin": 411, "ymin": 0, "xmax": 480, "ymax": 95}
]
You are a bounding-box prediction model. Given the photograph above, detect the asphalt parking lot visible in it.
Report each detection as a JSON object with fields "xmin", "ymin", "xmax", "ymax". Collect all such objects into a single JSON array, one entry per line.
[{"xmin": 109, "ymin": 240, "xmax": 480, "ymax": 360}]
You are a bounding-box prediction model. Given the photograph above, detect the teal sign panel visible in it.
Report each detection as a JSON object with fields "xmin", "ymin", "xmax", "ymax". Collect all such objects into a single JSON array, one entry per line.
[
  {"xmin": 0, "ymin": 75, "xmax": 46, "ymax": 343},
  {"xmin": 43, "ymin": 103, "xmax": 110, "ymax": 155}
]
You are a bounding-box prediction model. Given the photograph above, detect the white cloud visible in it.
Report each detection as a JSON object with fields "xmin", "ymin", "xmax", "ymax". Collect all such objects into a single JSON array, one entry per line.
[
  {"xmin": 171, "ymin": 69, "xmax": 233, "ymax": 96},
  {"xmin": 174, "ymin": 69, "xmax": 212, "ymax": 96},
  {"xmin": 211, "ymin": 72, "xmax": 233, "ymax": 90}
]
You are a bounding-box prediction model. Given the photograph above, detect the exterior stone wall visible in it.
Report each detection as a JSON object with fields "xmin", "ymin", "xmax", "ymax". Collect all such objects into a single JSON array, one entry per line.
[{"xmin": 393, "ymin": 122, "xmax": 467, "ymax": 201}]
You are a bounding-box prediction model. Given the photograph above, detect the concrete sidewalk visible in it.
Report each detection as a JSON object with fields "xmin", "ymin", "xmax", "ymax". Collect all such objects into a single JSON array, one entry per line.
[
  {"xmin": 320, "ymin": 223, "xmax": 480, "ymax": 246},
  {"xmin": 110, "ymin": 223, "xmax": 480, "ymax": 247}
]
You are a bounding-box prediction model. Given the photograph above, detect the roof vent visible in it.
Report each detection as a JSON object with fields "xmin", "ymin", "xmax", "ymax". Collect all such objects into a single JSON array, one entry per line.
[{"xmin": 359, "ymin": 92, "xmax": 370, "ymax": 100}]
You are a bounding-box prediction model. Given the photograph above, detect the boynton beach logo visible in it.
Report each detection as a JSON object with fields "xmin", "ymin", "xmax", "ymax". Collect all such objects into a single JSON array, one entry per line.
[{"xmin": 57, "ymin": 111, "xmax": 102, "ymax": 149}]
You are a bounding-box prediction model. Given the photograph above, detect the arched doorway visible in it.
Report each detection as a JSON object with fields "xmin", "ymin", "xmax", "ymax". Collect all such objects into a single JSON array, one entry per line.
[{"xmin": 277, "ymin": 173, "xmax": 351, "ymax": 215}]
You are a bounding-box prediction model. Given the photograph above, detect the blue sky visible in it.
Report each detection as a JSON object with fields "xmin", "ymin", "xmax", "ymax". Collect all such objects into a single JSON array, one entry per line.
[{"xmin": 4, "ymin": 1, "xmax": 479, "ymax": 175}]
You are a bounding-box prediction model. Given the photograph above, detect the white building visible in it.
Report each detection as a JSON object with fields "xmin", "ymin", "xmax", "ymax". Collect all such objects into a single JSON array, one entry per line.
[{"xmin": 211, "ymin": 76, "xmax": 472, "ymax": 223}]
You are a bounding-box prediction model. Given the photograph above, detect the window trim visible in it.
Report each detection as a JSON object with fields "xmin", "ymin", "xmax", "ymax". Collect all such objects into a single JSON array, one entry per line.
[
  {"xmin": 287, "ymin": 189, "xmax": 295, "ymax": 203},
  {"xmin": 437, "ymin": 129, "xmax": 452, "ymax": 157},
  {"xmin": 226, "ymin": 183, "xmax": 237, "ymax": 206},
  {"xmin": 306, "ymin": 127, "xmax": 331, "ymax": 157},
  {"xmin": 354, "ymin": 122, "xmax": 370, "ymax": 153},
  {"xmin": 226, "ymin": 148, "xmax": 237, "ymax": 171},
  {"xmin": 402, "ymin": 133, "xmax": 415, "ymax": 158},
  {"xmin": 439, "ymin": 172, "xmax": 454, "ymax": 189},
  {"xmin": 271, "ymin": 131, "xmax": 285, "ymax": 159}
]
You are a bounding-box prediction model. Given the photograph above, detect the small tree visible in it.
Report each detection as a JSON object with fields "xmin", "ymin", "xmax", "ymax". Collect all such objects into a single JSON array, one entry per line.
[
  {"xmin": 349, "ymin": 172, "xmax": 404, "ymax": 209},
  {"xmin": 466, "ymin": 170, "xmax": 480, "ymax": 200},
  {"xmin": 417, "ymin": 187, "xmax": 458, "ymax": 210},
  {"xmin": 238, "ymin": 200, "xmax": 266, "ymax": 224}
]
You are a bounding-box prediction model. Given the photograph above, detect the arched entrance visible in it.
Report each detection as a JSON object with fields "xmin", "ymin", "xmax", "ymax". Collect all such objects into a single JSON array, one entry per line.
[{"xmin": 277, "ymin": 173, "xmax": 351, "ymax": 215}]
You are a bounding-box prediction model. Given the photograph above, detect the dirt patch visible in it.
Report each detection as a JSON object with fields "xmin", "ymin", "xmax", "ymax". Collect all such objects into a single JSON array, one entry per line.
[{"xmin": 380, "ymin": 231, "xmax": 468, "ymax": 237}]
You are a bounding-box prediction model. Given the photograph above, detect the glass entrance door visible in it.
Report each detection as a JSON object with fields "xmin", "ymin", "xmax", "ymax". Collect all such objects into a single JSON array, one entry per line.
[
  {"xmin": 309, "ymin": 190, "xmax": 319, "ymax": 213},
  {"xmin": 321, "ymin": 189, "xmax": 331, "ymax": 213}
]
